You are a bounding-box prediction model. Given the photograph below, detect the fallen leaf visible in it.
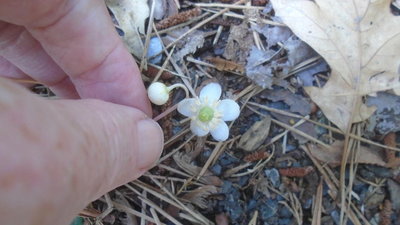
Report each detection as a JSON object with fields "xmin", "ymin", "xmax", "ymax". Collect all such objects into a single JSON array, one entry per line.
[
  {"xmin": 365, "ymin": 187, "xmax": 385, "ymax": 209},
  {"xmin": 272, "ymin": 0, "xmax": 400, "ymax": 131},
  {"xmin": 271, "ymin": 112, "xmax": 317, "ymax": 144},
  {"xmin": 284, "ymin": 36, "xmax": 316, "ymax": 67},
  {"xmin": 173, "ymin": 30, "xmax": 205, "ymax": 61},
  {"xmin": 223, "ymin": 22, "xmax": 254, "ymax": 64},
  {"xmin": 245, "ymin": 46, "xmax": 275, "ymax": 88},
  {"xmin": 260, "ymin": 89, "xmax": 312, "ymax": 116},
  {"xmin": 238, "ymin": 115, "xmax": 271, "ymax": 152},
  {"xmin": 206, "ymin": 57, "xmax": 244, "ymax": 73},
  {"xmin": 253, "ymin": 24, "xmax": 292, "ymax": 47},
  {"xmin": 296, "ymin": 59, "xmax": 329, "ymax": 86},
  {"xmin": 106, "ymin": 0, "xmax": 149, "ymax": 58},
  {"xmin": 367, "ymin": 92, "xmax": 400, "ymax": 135},
  {"xmin": 181, "ymin": 185, "xmax": 219, "ymax": 209},
  {"xmin": 308, "ymin": 141, "xmax": 386, "ymax": 167},
  {"xmin": 173, "ymin": 152, "xmax": 223, "ymax": 186},
  {"xmin": 161, "ymin": 27, "xmax": 189, "ymax": 46}
]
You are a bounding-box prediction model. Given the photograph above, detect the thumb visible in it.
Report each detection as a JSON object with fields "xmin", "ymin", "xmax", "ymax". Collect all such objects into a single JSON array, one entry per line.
[
  {"xmin": 52, "ymin": 98, "xmax": 164, "ymax": 197},
  {"xmin": 0, "ymin": 78, "xmax": 163, "ymax": 225}
]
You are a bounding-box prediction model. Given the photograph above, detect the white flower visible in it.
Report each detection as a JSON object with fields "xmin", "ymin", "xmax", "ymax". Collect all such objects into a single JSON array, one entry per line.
[{"xmin": 177, "ymin": 83, "xmax": 240, "ymax": 141}]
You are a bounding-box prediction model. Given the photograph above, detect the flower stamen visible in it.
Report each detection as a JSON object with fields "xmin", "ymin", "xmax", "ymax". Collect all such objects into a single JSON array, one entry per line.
[{"xmin": 198, "ymin": 106, "xmax": 214, "ymax": 122}]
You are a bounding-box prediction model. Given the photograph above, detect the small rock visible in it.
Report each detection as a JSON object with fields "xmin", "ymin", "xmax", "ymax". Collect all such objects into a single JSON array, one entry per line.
[
  {"xmin": 264, "ymin": 168, "xmax": 280, "ymax": 188},
  {"xmin": 147, "ymin": 37, "xmax": 163, "ymax": 64},
  {"xmin": 278, "ymin": 205, "xmax": 293, "ymax": 218},
  {"xmin": 388, "ymin": 179, "xmax": 400, "ymax": 210},
  {"xmin": 260, "ymin": 199, "xmax": 278, "ymax": 220},
  {"xmin": 211, "ymin": 164, "xmax": 222, "ymax": 176}
]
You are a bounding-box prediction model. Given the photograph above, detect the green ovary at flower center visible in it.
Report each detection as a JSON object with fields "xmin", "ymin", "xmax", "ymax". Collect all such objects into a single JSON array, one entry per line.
[{"xmin": 198, "ymin": 106, "xmax": 214, "ymax": 122}]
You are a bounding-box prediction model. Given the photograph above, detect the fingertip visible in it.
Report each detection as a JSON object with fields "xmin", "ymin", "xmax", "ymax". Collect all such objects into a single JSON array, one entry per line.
[{"xmin": 136, "ymin": 119, "xmax": 164, "ymax": 170}]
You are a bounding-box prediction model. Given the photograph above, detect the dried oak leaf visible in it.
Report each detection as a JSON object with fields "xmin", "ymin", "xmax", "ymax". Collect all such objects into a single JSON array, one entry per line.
[
  {"xmin": 308, "ymin": 141, "xmax": 386, "ymax": 167},
  {"xmin": 272, "ymin": 0, "xmax": 400, "ymax": 131},
  {"xmin": 106, "ymin": 0, "xmax": 149, "ymax": 58}
]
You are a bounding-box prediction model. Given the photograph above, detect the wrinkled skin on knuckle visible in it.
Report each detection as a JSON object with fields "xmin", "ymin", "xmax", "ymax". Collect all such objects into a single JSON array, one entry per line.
[{"xmin": 0, "ymin": 0, "xmax": 69, "ymax": 26}]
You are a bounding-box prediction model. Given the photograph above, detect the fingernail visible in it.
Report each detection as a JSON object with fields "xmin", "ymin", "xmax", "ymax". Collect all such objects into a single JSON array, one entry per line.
[{"xmin": 137, "ymin": 119, "xmax": 164, "ymax": 169}]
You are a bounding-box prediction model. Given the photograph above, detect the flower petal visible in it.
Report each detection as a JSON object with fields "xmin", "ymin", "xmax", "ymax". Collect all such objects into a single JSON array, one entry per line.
[
  {"xmin": 200, "ymin": 83, "xmax": 221, "ymax": 103},
  {"xmin": 190, "ymin": 120, "xmax": 209, "ymax": 136},
  {"xmin": 177, "ymin": 98, "xmax": 197, "ymax": 117},
  {"xmin": 210, "ymin": 121, "xmax": 229, "ymax": 141},
  {"xmin": 217, "ymin": 99, "xmax": 240, "ymax": 121}
]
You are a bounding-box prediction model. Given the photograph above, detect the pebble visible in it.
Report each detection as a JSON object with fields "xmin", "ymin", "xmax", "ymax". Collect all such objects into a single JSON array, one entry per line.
[
  {"xmin": 147, "ymin": 37, "xmax": 163, "ymax": 64},
  {"xmin": 264, "ymin": 168, "xmax": 280, "ymax": 188},
  {"xmin": 210, "ymin": 164, "xmax": 222, "ymax": 176},
  {"xmin": 260, "ymin": 199, "xmax": 278, "ymax": 220}
]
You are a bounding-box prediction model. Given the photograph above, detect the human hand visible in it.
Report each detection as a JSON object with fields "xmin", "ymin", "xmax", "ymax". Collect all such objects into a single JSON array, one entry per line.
[{"xmin": 0, "ymin": 0, "xmax": 163, "ymax": 224}]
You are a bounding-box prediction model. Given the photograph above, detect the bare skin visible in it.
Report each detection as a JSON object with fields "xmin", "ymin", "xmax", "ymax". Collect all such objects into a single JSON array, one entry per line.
[{"xmin": 0, "ymin": 0, "xmax": 164, "ymax": 224}]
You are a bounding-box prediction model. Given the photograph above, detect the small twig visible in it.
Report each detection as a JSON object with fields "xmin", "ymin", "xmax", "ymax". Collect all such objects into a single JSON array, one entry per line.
[
  {"xmin": 139, "ymin": 0, "xmax": 156, "ymax": 72},
  {"xmin": 248, "ymin": 101, "xmax": 400, "ymax": 152},
  {"xmin": 193, "ymin": 3, "xmax": 264, "ymax": 10},
  {"xmin": 311, "ymin": 181, "xmax": 323, "ymax": 225},
  {"xmin": 165, "ymin": 0, "xmax": 249, "ymax": 50}
]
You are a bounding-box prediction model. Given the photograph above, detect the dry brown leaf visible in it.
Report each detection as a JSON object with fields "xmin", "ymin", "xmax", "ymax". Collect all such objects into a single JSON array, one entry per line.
[
  {"xmin": 106, "ymin": 0, "xmax": 148, "ymax": 58},
  {"xmin": 173, "ymin": 152, "xmax": 223, "ymax": 186},
  {"xmin": 173, "ymin": 30, "xmax": 205, "ymax": 60},
  {"xmin": 206, "ymin": 57, "xmax": 244, "ymax": 73},
  {"xmin": 238, "ymin": 115, "xmax": 271, "ymax": 152},
  {"xmin": 223, "ymin": 22, "xmax": 254, "ymax": 64},
  {"xmin": 308, "ymin": 141, "xmax": 386, "ymax": 167},
  {"xmin": 180, "ymin": 185, "xmax": 218, "ymax": 209},
  {"xmin": 272, "ymin": 0, "xmax": 400, "ymax": 131}
]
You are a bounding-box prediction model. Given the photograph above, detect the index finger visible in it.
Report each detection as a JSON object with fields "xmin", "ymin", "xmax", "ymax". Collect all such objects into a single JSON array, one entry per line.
[{"xmin": 0, "ymin": 0, "xmax": 151, "ymax": 115}]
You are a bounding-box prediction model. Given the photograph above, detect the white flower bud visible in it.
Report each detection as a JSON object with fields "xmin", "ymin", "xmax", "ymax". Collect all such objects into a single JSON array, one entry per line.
[{"xmin": 147, "ymin": 82, "xmax": 170, "ymax": 105}]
